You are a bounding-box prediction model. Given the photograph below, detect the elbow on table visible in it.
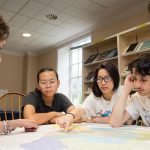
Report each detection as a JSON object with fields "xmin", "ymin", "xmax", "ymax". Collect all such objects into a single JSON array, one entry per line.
[{"xmin": 109, "ymin": 119, "xmax": 122, "ymax": 128}]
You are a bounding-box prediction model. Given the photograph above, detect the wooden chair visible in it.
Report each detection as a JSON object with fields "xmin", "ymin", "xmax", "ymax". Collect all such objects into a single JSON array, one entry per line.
[{"xmin": 0, "ymin": 92, "xmax": 25, "ymax": 121}]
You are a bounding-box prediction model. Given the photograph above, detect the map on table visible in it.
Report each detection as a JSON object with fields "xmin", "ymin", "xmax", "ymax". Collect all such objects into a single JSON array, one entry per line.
[{"xmin": 21, "ymin": 123, "xmax": 150, "ymax": 150}]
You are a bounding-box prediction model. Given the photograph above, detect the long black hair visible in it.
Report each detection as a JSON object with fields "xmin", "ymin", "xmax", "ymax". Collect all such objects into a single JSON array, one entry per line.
[{"xmin": 92, "ymin": 63, "xmax": 120, "ymax": 97}]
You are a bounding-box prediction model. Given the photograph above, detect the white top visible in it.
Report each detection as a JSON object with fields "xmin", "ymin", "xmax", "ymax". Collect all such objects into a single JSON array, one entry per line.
[
  {"xmin": 125, "ymin": 92, "xmax": 150, "ymax": 127},
  {"xmin": 82, "ymin": 86, "xmax": 123, "ymax": 119}
]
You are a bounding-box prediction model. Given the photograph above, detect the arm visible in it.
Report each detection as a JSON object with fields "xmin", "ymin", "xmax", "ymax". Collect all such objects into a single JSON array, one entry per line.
[
  {"xmin": 110, "ymin": 75, "xmax": 134, "ymax": 127},
  {"xmin": 91, "ymin": 116, "xmax": 110, "ymax": 124},
  {"xmin": 23, "ymin": 105, "xmax": 64, "ymax": 125},
  {"xmin": 0, "ymin": 119, "xmax": 38, "ymax": 134},
  {"xmin": 67, "ymin": 105, "xmax": 85, "ymax": 122},
  {"xmin": 56, "ymin": 106, "xmax": 85, "ymax": 132},
  {"xmin": 0, "ymin": 121, "xmax": 5, "ymax": 133}
]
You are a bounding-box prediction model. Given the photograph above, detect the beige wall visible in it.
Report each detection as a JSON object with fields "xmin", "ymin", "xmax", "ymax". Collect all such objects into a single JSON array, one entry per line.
[
  {"xmin": 24, "ymin": 54, "xmax": 38, "ymax": 94},
  {"xmin": 92, "ymin": 10, "xmax": 150, "ymax": 43},
  {"xmin": 0, "ymin": 52, "xmax": 25, "ymax": 94},
  {"xmin": 38, "ymin": 49, "xmax": 57, "ymax": 70}
]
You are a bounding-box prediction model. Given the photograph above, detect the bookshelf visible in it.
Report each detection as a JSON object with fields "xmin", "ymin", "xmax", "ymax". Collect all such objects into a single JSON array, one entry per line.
[
  {"xmin": 118, "ymin": 21, "xmax": 150, "ymax": 84},
  {"xmin": 83, "ymin": 21, "xmax": 150, "ymax": 99}
]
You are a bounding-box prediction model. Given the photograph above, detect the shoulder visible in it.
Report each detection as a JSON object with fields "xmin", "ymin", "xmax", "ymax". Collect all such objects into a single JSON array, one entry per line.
[
  {"xmin": 130, "ymin": 92, "xmax": 149, "ymax": 103},
  {"xmin": 26, "ymin": 90, "xmax": 41, "ymax": 98},
  {"xmin": 54, "ymin": 93, "xmax": 72, "ymax": 107},
  {"xmin": 22, "ymin": 91, "xmax": 40, "ymax": 107},
  {"xmin": 113, "ymin": 85, "xmax": 124, "ymax": 97},
  {"xmin": 84, "ymin": 92, "xmax": 99, "ymax": 102},
  {"xmin": 55, "ymin": 93, "xmax": 69, "ymax": 100},
  {"xmin": 131, "ymin": 92, "xmax": 142, "ymax": 100},
  {"xmin": 24, "ymin": 90, "xmax": 42, "ymax": 102}
]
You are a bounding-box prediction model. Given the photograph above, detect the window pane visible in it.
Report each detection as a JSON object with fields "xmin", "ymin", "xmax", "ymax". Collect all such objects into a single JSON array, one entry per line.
[
  {"xmin": 70, "ymin": 36, "xmax": 91, "ymax": 105},
  {"xmin": 85, "ymin": 36, "xmax": 91, "ymax": 43},
  {"xmin": 72, "ymin": 64, "xmax": 78, "ymax": 78},
  {"xmin": 78, "ymin": 77, "xmax": 82, "ymax": 91},
  {"xmin": 71, "ymin": 77, "xmax": 82, "ymax": 91},
  {"xmin": 79, "ymin": 48, "xmax": 82, "ymax": 63},
  {"xmin": 71, "ymin": 50, "xmax": 78, "ymax": 64},
  {"xmin": 71, "ymin": 78, "xmax": 78, "ymax": 91},
  {"xmin": 71, "ymin": 92, "xmax": 79, "ymax": 105},
  {"xmin": 79, "ymin": 63, "xmax": 82, "ymax": 76},
  {"xmin": 79, "ymin": 92, "xmax": 83, "ymax": 104}
]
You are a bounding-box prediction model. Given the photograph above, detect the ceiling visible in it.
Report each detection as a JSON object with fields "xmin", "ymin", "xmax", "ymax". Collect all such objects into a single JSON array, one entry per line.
[{"xmin": 0, "ymin": 0, "xmax": 148, "ymax": 54}]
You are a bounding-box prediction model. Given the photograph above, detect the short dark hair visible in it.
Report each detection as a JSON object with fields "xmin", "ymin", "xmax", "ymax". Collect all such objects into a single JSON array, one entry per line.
[
  {"xmin": 92, "ymin": 63, "xmax": 120, "ymax": 97},
  {"xmin": 128, "ymin": 54, "xmax": 150, "ymax": 76},
  {"xmin": 0, "ymin": 16, "xmax": 9, "ymax": 40},
  {"xmin": 37, "ymin": 67, "xmax": 59, "ymax": 83}
]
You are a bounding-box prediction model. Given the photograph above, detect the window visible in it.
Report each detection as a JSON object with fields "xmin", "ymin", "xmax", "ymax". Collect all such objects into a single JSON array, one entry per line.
[
  {"xmin": 70, "ymin": 36, "xmax": 91, "ymax": 105},
  {"xmin": 58, "ymin": 36, "xmax": 91, "ymax": 105}
]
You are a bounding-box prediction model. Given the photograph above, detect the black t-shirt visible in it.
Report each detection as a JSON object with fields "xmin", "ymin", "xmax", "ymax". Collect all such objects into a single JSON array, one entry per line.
[{"xmin": 22, "ymin": 90, "xmax": 73, "ymax": 113}]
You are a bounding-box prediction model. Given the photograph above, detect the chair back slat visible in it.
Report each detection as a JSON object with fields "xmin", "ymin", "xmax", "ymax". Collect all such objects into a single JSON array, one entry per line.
[
  {"xmin": 0, "ymin": 92, "xmax": 25, "ymax": 120},
  {"xmin": 10, "ymin": 95, "xmax": 14, "ymax": 120},
  {"xmin": 18, "ymin": 95, "xmax": 21, "ymax": 119},
  {"xmin": 3, "ymin": 98, "xmax": 7, "ymax": 120}
]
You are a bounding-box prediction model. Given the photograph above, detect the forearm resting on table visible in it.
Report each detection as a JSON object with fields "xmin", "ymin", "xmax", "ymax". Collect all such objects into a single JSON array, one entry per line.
[
  {"xmin": 24, "ymin": 112, "xmax": 63, "ymax": 125},
  {"xmin": 91, "ymin": 116, "xmax": 110, "ymax": 124}
]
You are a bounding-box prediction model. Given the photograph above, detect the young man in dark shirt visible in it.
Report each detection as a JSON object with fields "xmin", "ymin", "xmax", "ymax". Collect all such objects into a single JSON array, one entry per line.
[{"xmin": 22, "ymin": 67, "xmax": 78, "ymax": 125}]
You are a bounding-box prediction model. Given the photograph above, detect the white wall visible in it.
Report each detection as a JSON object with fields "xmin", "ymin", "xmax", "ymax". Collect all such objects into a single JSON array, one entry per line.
[{"xmin": 57, "ymin": 46, "xmax": 70, "ymax": 98}]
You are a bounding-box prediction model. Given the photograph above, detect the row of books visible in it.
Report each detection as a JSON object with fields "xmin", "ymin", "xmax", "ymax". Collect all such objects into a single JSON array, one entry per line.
[
  {"xmin": 123, "ymin": 40, "xmax": 150, "ymax": 54},
  {"xmin": 121, "ymin": 67, "xmax": 130, "ymax": 77},
  {"xmin": 84, "ymin": 71, "xmax": 94, "ymax": 82},
  {"xmin": 84, "ymin": 48, "xmax": 118, "ymax": 64}
]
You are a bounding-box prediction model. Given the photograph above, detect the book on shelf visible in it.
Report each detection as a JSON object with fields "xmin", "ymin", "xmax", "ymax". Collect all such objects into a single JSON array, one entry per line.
[
  {"xmin": 137, "ymin": 40, "xmax": 150, "ymax": 52},
  {"xmin": 95, "ymin": 48, "xmax": 118, "ymax": 62},
  {"xmin": 121, "ymin": 67, "xmax": 130, "ymax": 77},
  {"xmin": 84, "ymin": 53, "xmax": 99, "ymax": 64},
  {"xmin": 84, "ymin": 88, "xmax": 92, "ymax": 95},
  {"xmin": 85, "ymin": 71, "xmax": 94, "ymax": 81},
  {"xmin": 105, "ymin": 48, "xmax": 118, "ymax": 59},
  {"xmin": 123, "ymin": 42, "xmax": 139, "ymax": 54},
  {"xmin": 95, "ymin": 51, "xmax": 110, "ymax": 62}
]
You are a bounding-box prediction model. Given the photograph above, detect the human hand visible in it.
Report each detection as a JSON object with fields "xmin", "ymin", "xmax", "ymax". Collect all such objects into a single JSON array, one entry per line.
[
  {"xmin": 56, "ymin": 114, "xmax": 74, "ymax": 132},
  {"xmin": 12, "ymin": 119, "xmax": 38, "ymax": 132},
  {"xmin": 124, "ymin": 74, "xmax": 135, "ymax": 92}
]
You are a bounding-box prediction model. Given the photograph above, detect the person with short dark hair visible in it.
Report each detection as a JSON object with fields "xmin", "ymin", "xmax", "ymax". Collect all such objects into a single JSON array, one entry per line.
[
  {"xmin": 56, "ymin": 63, "xmax": 123, "ymax": 132},
  {"xmin": 110, "ymin": 54, "xmax": 150, "ymax": 127},
  {"xmin": 22, "ymin": 67, "xmax": 78, "ymax": 125},
  {"xmin": 0, "ymin": 16, "xmax": 38, "ymax": 134}
]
